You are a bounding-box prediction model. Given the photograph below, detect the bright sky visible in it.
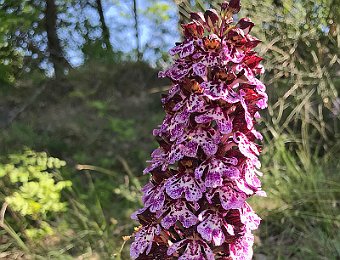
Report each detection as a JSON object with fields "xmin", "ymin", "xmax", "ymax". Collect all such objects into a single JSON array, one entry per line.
[{"xmin": 65, "ymin": 0, "xmax": 180, "ymax": 67}]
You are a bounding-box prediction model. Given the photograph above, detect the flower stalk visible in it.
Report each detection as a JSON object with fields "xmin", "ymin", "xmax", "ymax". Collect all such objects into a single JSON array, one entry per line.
[{"xmin": 131, "ymin": 1, "xmax": 267, "ymax": 259}]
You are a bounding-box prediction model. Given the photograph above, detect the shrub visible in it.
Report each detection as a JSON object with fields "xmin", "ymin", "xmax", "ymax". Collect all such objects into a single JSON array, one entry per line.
[{"xmin": 0, "ymin": 149, "xmax": 71, "ymax": 242}]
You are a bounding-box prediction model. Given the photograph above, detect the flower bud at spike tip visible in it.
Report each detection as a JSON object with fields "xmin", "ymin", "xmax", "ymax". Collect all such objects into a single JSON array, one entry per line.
[
  {"xmin": 228, "ymin": 0, "xmax": 241, "ymax": 14},
  {"xmin": 130, "ymin": 0, "xmax": 267, "ymax": 259},
  {"xmin": 204, "ymin": 9, "xmax": 220, "ymax": 30}
]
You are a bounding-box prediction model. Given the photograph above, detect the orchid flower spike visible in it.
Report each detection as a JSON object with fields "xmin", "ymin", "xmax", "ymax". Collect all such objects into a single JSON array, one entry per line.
[{"xmin": 131, "ymin": 1, "xmax": 267, "ymax": 259}]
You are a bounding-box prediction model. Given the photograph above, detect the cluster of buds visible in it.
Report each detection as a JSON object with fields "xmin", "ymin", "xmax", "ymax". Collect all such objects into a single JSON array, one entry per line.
[{"xmin": 131, "ymin": 0, "xmax": 267, "ymax": 259}]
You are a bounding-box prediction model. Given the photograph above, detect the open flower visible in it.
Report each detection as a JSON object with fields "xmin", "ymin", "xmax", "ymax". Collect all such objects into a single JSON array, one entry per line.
[
  {"xmin": 132, "ymin": 1, "xmax": 267, "ymax": 259},
  {"xmin": 195, "ymin": 157, "xmax": 240, "ymax": 187},
  {"xmin": 161, "ymin": 200, "xmax": 199, "ymax": 229},
  {"xmin": 197, "ymin": 209, "xmax": 236, "ymax": 246},
  {"xmin": 167, "ymin": 238, "xmax": 214, "ymax": 260},
  {"xmin": 130, "ymin": 224, "xmax": 161, "ymax": 259}
]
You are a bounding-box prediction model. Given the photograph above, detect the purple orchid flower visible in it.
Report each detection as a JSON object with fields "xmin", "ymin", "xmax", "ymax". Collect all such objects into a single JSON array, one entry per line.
[{"xmin": 131, "ymin": 1, "xmax": 267, "ymax": 259}]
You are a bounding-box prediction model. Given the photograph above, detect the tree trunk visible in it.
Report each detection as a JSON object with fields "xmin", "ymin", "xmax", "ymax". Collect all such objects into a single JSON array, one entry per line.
[
  {"xmin": 45, "ymin": 0, "xmax": 70, "ymax": 78},
  {"xmin": 133, "ymin": 0, "xmax": 142, "ymax": 61},
  {"xmin": 95, "ymin": 0, "xmax": 114, "ymax": 52}
]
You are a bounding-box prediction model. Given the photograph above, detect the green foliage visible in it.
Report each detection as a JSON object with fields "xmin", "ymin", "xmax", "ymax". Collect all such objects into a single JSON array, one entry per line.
[
  {"xmin": 144, "ymin": 2, "xmax": 171, "ymax": 21},
  {"xmin": 0, "ymin": 149, "xmax": 71, "ymax": 240},
  {"xmin": 0, "ymin": 46, "xmax": 23, "ymax": 86},
  {"xmin": 109, "ymin": 118, "xmax": 137, "ymax": 141},
  {"xmin": 0, "ymin": 1, "xmax": 42, "ymax": 85},
  {"xmin": 25, "ymin": 221, "xmax": 54, "ymax": 240},
  {"xmin": 255, "ymin": 137, "xmax": 340, "ymax": 258},
  {"xmin": 82, "ymin": 40, "xmax": 124, "ymax": 64}
]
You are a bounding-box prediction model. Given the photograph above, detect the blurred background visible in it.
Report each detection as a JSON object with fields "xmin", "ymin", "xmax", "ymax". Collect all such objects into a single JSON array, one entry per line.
[{"xmin": 0, "ymin": 0, "xmax": 339, "ymax": 259}]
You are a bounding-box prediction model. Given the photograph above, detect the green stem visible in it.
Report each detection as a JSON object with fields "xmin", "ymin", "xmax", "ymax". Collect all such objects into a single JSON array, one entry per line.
[
  {"xmin": 114, "ymin": 238, "xmax": 128, "ymax": 260},
  {"xmin": 1, "ymin": 220, "xmax": 30, "ymax": 253}
]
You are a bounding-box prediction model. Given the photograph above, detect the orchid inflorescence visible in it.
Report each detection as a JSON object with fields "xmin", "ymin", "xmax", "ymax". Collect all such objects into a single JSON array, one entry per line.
[{"xmin": 130, "ymin": 0, "xmax": 267, "ymax": 259}]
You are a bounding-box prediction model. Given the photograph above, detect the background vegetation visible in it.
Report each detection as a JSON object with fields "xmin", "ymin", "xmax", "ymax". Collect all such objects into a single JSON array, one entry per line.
[{"xmin": 0, "ymin": 0, "xmax": 339, "ymax": 259}]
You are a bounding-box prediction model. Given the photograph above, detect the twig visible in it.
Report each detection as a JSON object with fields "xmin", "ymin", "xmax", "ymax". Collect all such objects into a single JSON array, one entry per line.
[
  {"xmin": 148, "ymin": 85, "xmax": 171, "ymax": 94},
  {"xmin": 113, "ymin": 236, "xmax": 129, "ymax": 260},
  {"xmin": 116, "ymin": 156, "xmax": 142, "ymax": 190},
  {"xmin": 0, "ymin": 202, "xmax": 30, "ymax": 253},
  {"xmin": 0, "ymin": 202, "xmax": 8, "ymax": 227},
  {"xmin": 75, "ymin": 164, "xmax": 116, "ymax": 177}
]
